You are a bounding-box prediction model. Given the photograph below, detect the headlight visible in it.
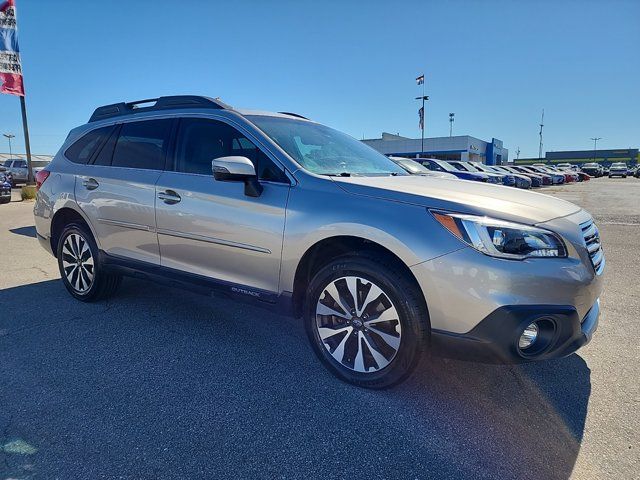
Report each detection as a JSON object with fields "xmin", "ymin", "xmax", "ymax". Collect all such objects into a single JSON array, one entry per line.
[{"xmin": 431, "ymin": 211, "xmax": 567, "ymax": 259}]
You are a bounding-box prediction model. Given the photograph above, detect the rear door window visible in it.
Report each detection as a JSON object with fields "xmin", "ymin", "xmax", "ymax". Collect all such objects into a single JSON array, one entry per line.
[
  {"xmin": 111, "ymin": 119, "xmax": 172, "ymax": 170},
  {"xmin": 65, "ymin": 126, "xmax": 114, "ymax": 164}
]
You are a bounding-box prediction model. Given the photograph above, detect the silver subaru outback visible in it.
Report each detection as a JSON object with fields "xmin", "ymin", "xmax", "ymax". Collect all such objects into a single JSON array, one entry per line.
[{"xmin": 34, "ymin": 96, "xmax": 604, "ymax": 388}]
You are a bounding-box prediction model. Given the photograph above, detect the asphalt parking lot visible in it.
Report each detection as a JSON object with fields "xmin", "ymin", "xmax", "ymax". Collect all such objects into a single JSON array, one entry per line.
[{"xmin": 1, "ymin": 178, "xmax": 638, "ymax": 479}]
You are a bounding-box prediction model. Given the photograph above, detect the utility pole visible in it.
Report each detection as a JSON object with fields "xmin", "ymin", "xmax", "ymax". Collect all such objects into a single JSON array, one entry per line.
[
  {"xmin": 449, "ymin": 113, "xmax": 455, "ymax": 137},
  {"xmin": 538, "ymin": 109, "xmax": 544, "ymax": 161},
  {"xmin": 3, "ymin": 133, "xmax": 15, "ymax": 159},
  {"xmin": 590, "ymin": 137, "xmax": 602, "ymax": 163}
]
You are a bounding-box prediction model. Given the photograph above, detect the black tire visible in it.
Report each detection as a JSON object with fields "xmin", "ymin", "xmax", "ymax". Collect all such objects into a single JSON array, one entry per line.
[
  {"xmin": 0, "ymin": 198, "xmax": 9, "ymax": 204},
  {"xmin": 56, "ymin": 222, "xmax": 121, "ymax": 302},
  {"xmin": 304, "ymin": 253, "xmax": 429, "ymax": 389}
]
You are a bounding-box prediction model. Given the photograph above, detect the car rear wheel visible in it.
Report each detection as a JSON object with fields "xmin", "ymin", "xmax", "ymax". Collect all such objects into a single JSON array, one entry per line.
[
  {"xmin": 304, "ymin": 254, "xmax": 428, "ymax": 389},
  {"xmin": 57, "ymin": 223, "xmax": 121, "ymax": 302}
]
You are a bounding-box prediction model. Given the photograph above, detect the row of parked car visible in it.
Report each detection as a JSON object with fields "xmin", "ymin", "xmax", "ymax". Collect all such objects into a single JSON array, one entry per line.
[
  {"xmin": 580, "ymin": 162, "xmax": 639, "ymax": 178},
  {"xmin": 388, "ymin": 157, "xmax": 590, "ymax": 189},
  {"xmin": 0, "ymin": 158, "xmax": 52, "ymax": 187}
]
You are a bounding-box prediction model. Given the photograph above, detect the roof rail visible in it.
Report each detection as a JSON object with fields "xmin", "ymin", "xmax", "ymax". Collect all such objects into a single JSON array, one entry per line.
[
  {"xmin": 88, "ymin": 95, "xmax": 232, "ymax": 123},
  {"xmin": 278, "ymin": 111, "xmax": 309, "ymax": 120}
]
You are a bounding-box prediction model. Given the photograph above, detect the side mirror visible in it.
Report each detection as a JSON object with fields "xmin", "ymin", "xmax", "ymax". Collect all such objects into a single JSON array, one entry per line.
[{"xmin": 212, "ymin": 156, "xmax": 263, "ymax": 197}]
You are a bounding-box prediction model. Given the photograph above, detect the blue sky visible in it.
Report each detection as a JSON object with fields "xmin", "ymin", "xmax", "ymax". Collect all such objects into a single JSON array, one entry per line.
[{"xmin": 1, "ymin": 0, "xmax": 638, "ymax": 158}]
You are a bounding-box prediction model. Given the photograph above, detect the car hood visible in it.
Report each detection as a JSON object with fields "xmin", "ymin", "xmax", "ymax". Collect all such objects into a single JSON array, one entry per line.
[{"xmin": 332, "ymin": 175, "xmax": 581, "ymax": 224}]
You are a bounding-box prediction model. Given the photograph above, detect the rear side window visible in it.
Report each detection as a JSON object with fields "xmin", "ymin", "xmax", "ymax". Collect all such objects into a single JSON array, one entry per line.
[
  {"xmin": 65, "ymin": 126, "xmax": 113, "ymax": 164},
  {"xmin": 174, "ymin": 118, "xmax": 288, "ymax": 182},
  {"xmin": 111, "ymin": 119, "xmax": 172, "ymax": 170}
]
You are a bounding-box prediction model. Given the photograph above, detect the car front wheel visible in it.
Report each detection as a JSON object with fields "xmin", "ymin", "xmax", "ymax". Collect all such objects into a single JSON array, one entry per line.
[{"xmin": 304, "ymin": 254, "xmax": 429, "ymax": 389}]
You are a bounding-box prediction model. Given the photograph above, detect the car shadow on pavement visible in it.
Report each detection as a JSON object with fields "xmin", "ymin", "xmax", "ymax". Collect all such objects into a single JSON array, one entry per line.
[
  {"xmin": 0, "ymin": 278, "xmax": 590, "ymax": 480},
  {"xmin": 9, "ymin": 225, "xmax": 37, "ymax": 238}
]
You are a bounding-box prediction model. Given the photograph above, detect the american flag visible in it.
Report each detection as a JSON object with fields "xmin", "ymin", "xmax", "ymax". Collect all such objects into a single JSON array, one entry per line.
[{"xmin": 0, "ymin": 0, "xmax": 24, "ymax": 96}]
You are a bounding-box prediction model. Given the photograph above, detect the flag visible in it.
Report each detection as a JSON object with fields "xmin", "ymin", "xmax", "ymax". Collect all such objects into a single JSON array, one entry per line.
[
  {"xmin": 418, "ymin": 106, "xmax": 424, "ymax": 130},
  {"xmin": 416, "ymin": 74, "xmax": 424, "ymax": 85},
  {"xmin": 0, "ymin": 0, "xmax": 24, "ymax": 96}
]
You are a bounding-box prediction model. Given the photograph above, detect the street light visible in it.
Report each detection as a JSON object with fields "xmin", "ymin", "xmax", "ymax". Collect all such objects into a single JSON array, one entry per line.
[
  {"xmin": 590, "ymin": 137, "xmax": 602, "ymax": 163},
  {"xmin": 3, "ymin": 133, "xmax": 15, "ymax": 160},
  {"xmin": 449, "ymin": 113, "xmax": 455, "ymax": 137}
]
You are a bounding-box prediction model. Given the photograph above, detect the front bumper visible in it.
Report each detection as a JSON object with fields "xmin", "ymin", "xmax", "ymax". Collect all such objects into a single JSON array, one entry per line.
[
  {"xmin": 411, "ymin": 210, "xmax": 603, "ymax": 362},
  {"xmin": 429, "ymin": 299, "xmax": 600, "ymax": 363}
]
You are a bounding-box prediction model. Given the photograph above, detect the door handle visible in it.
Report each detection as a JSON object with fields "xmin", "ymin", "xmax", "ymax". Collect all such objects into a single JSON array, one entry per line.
[
  {"xmin": 158, "ymin": 190, "xmax": 181, "ymax": 205},
  {"xmin": 82, "ymin": 178, "xmax": 99, "ymax": 190}
]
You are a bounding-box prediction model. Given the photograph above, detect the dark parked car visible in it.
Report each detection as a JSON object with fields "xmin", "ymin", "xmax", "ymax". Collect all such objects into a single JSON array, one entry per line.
[
  {"xmin": 515, "ymin": 166, "xmax": 553, "ymax": 185},
  {"xmin": 581, "ymin": 163, "xmax": 602, "ymax": 177},
  {"xmin": 502, "ymin": 166, "xmax": 543, "ymax": 187},
  {"xmin": 0, "ymin": 173, "xmax": 11, "ymax": 204},
  {"xmin": 417, "ymin": 158, "xmax": 490, "ymax": 182},
  {"xmin": 447, "ymin": 160, "xmax": 507, "ymax": 185},
  {"xmin": 477, "ymin": 164, "xmax": 531, "ymax": 189}
]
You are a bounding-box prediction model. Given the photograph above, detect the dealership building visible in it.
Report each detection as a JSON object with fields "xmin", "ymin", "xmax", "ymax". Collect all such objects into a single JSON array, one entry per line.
[
  {"xmin": 515, "ymin": 148, "xmax": 639, "ymax": 167},
  {"xmin": 362, "ymin": 133, "xmax": 509, "ymax": 165}
]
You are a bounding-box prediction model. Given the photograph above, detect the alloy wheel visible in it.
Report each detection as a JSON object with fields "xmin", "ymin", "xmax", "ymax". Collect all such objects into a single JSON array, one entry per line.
[
  {"xmin": 315, "ymin": 276, "xmax": 401, "ymax": 373},
  {"xmin": 61, "ymin": 233, "xmax": 95, "ymax": 293}
]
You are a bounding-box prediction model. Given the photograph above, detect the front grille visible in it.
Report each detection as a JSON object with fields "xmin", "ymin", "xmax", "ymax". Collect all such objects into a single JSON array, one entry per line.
[{"xmin": 581, "ymin": 220, "xmax": 604, "ymax": 275}]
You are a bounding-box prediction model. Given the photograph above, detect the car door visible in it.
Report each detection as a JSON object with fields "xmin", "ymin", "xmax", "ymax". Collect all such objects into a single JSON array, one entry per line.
[
  {"xmin": 11, "ymin": 159, "xmax": 27, "ymax": 181},
  {"xmin": 74, "ymin": 119, "xmax": 173, "ymax": 264},
  {"xmin": 155, "ymin": 116, "xmax": 290, "ymax": 293}
]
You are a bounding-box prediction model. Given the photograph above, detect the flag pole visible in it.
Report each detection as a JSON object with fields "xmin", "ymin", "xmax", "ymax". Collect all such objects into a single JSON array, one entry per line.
[
  {"xmin": 415, "ymin": 74, "xmax": 428, "ymax": 158},
  {"xmin": 20, "ymin": 95, "xmax": 34, "ymax": 184},
  {"xmin": 421, "ymin": 81, "xmax": 425, "ymax": 155}
]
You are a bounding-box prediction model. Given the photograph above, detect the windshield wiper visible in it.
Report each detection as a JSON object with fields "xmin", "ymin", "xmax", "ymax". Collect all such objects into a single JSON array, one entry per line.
[{"xmin": 324, "ymin": 172, "xmax": 352, "ymax": 177}]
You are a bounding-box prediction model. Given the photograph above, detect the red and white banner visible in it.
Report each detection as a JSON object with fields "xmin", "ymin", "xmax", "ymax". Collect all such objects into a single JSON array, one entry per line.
[{"xmin": 0, "ymin": 0, "xmax": 24, "ymax": 96}]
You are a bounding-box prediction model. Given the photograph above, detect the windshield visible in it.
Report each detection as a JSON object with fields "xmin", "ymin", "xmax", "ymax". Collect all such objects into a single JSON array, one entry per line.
[
  {"xmin": 431, "ymin": 160, "xmax": 460, "ymax": 172},
  {"xmin": 611, "ymin": 163, "xmax": 626, "ymax": 167},
  {"xmin": 247, "ymin": 116, "xmax": 406, "ymax": 176},
  {"xmin": 393, "ymin": 158, "xmax": 431, "ymax": 174},
  {"xmin": 457, "ymin": 162, "xmax": 481, "ymax": 172}
]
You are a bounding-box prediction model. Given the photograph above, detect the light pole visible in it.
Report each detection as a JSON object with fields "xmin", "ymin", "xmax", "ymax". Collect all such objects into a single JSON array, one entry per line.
[
  {"xmin": 3, "ymin": 133, "xmax": 15, "ymax": 160},
  {"xmin": 538, "ymin": 109, "xmax": 544, "ymax": 161},
  {"xmin": 590, "ymin": 137, "xmax": 602, "ymax": 163},
  {"xmin": 449, "ymin": 113, "xmax": 455, "ymax": 137}
]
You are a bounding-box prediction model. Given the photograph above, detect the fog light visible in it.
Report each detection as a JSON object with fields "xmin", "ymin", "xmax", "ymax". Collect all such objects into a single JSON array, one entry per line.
[{"xmin": 519, "ymin": 323, "xmax": 539, "ymax": 349}]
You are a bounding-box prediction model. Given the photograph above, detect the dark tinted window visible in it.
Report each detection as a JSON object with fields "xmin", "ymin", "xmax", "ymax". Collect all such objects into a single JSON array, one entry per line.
[
  {"xmin": 92, "ymin": 126, "xmax": 120, "ymax": 166},
  {"xmin": 111, "ymin": 119, "xmax": 172, "ymax": 170},
  {"xmin": 174, "ymin": 118, "xmax": 288, "ymax": 182},
  {"xmin": 65, "ymin": 126, "xmax": 113, "ymax": 164}
]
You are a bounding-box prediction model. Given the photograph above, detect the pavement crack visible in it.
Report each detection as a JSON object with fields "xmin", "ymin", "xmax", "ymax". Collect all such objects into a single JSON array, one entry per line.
[{"xmin": 31, "ymin": 266, "xmax": 51, "ymax": 277}]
